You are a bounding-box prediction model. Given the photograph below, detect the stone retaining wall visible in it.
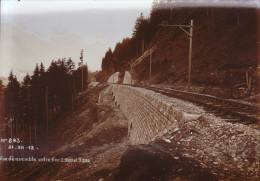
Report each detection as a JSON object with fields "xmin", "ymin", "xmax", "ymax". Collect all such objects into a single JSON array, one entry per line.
[{"xmin": 110, "ymin": 84, "xmax": 199, "ymax": 144}]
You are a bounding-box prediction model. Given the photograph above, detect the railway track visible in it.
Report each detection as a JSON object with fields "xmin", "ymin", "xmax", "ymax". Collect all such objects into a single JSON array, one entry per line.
[{"xmin": 133, "ymin": 85, "xmax": 260, "ymax": 125}]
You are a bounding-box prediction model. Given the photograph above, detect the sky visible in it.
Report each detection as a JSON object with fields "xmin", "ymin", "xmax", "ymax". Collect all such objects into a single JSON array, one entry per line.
[{"xmin": 0, "ymin": 0, "xmax": 153, "ymax": 79}]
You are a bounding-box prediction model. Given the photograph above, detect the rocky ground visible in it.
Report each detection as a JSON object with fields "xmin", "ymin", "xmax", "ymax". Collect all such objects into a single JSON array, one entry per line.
[{"xmin": 1, "ymin": 83, "xmax": 259, "ymax": 180}]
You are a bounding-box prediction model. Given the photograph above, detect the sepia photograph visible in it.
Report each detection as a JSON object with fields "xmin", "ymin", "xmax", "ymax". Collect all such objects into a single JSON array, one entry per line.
[{"xmin": 0, "ymin": 0, "xmax": 259, "ymax": 180}]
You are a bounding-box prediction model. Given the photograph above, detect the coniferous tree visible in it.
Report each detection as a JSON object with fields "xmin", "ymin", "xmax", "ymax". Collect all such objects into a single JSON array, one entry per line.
[
  {"xmin": 21, "ymin": 74, "xmax": 32, "ymax": 143},
  {"xmin": 5, "ymin": 70, "xmax": 21, "ymax": 118},
  {"xmin": 31, "ymin": 64, "xmax": 41, "ymax": 143},
  {"xmin": 4, "ymin": 70, "xmax": 21, "ymax": 138},
  {"xmin": 39, "ymin": 62, "xmax": 47, "ymax": 136}
]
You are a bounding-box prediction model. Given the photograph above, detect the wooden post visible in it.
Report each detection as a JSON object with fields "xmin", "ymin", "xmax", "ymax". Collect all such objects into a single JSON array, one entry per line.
[{"xmin": 188, "ymin": 20, "xmax": 193, "ymax": 92}]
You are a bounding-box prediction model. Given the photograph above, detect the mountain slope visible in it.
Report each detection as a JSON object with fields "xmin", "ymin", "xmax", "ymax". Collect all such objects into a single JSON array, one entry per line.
[{"xmin": 127, "ymin": 8, "xmax": 259, "ymax": 100}]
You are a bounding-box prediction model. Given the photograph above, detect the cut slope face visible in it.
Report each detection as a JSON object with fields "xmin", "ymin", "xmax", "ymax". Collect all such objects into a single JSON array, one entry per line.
[
  {"xmin": 107, "ymin": 72, "xmax": 120, "ymax": 83},
  {"xmin": 122, "ymin": 71, "xmax": 133, "ymax": 85}
]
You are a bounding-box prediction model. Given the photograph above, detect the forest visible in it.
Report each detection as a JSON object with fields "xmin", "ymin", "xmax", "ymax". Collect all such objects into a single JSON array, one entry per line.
[
  {"xmin": 3, "ymin": 56, "xmax": 88, "ymax": 146},
  {"xmin": 99, "ymin": 0, "xmax": 179, "ymax": 80}
]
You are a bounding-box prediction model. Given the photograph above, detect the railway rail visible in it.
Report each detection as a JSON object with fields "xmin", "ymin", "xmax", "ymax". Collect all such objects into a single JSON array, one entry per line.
[{"xmin": 131, "ymin": 84, "xmax": 260, "ymax": 126}]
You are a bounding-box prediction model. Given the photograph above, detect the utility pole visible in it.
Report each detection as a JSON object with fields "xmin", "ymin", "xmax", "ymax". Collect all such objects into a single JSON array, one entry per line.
[
  {"xmin": 79, "ymin": 49, "xmax": 83, "ymax": 92},
  {"xmin": 188, "ymin": 20, "xmax": 193, "ymax": 92},
  {"xmin": 159, "ymin": 19, "xmax": 194, "ymax": 91}
]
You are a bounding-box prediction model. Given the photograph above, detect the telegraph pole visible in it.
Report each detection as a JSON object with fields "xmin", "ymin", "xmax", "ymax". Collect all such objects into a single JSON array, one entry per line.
[
  {"xmin": 159, "ymin": 19, "xmax": 194, "ymax": 91},
  {"xmin": 188, "ymin": 20, "xmax": 193, "ymax": 92}
]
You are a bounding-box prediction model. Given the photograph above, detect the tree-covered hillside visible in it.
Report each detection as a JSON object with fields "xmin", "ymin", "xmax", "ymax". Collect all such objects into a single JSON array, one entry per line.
[{"xmin": 99, "ymin": 1, "xmax": 259, "ymax": 100}]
